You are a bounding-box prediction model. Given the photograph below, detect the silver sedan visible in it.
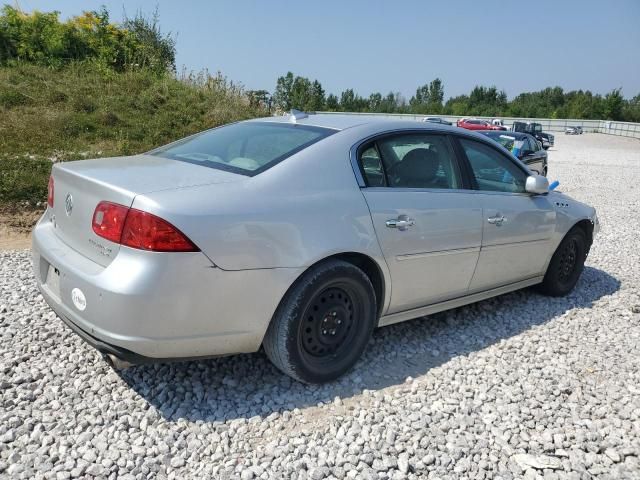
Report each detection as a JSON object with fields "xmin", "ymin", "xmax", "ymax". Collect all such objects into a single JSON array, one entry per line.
[{"xmin": 32, "ymin": 113, "xmax": 599, "ymax": 383}]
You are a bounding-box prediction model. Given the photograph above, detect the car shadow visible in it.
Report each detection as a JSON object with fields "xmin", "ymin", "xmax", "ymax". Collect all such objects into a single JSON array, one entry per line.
[{"xmin": 118, "ymin": 266, "xmax": 620, "ymax": 423}]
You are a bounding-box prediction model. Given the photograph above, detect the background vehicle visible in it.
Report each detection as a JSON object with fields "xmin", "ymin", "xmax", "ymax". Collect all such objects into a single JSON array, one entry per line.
[
  {"xmin": 512, "ymin": 121, "xmax": 554, "ymax": 149},
  {"xmin": 491, "ymin": 118, "xmax": 506, "ymax": 128},
  {"xmin": 565, "ymin": 126, "xmax": 579, "ymax": 135},
  {"xmin": 479, "ymin": 130, "xmax": 548, "ymax": 176},
  {"xmin": 33, "ymin": 113, "xmax": 597, "ymax": 384},
  {"xmin": 457, "ymin": 118, "xmax": 506, "ymax": 131},
  {"xmin": 423, "ymin": 117, "xmax": 452, "ymax": 125}
]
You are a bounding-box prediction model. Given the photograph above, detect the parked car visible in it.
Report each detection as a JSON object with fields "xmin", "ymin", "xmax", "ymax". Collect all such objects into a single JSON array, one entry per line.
[
  {"xmin": 33, "ymin": 113, "xmax": 598, "ymax": 384},
  {"xmin": 457, "ymin": 118, "xmax": 506, "ymax": 131},
  {"xmin": 479, "ymin": 131, "xmax": 548, "ymax": 176},
  {"xmin": 512, "ymin": 121, "xmax": 554, "ymax": 149},
  {"xmin": 423, "ymin": 117, "xmax": 452, "ymax": 125},
  {"xmin": 566, "ymin": 126, "xmax": 583, "ymax": 135},
  {"xmin": 491, "ymin": 118, "xmax": 506, "ymax": 128}
]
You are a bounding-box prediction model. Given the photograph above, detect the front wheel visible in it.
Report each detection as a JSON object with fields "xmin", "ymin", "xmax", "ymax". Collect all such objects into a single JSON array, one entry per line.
[
  {"xmin": 263, "ymin": 260, "xmax": 377, "ymax": 384},
  {"xmin": 536, "ymin": 228, "xmax": 587, "ymax": 296}
]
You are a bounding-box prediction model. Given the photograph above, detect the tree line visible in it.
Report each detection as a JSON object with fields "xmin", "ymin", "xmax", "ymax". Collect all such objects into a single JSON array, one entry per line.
[
  {"xmin": 254, "ymin": 72, "xmax": 640, "ymax": 122},
  {"xmin": 2, "ymin": 6, "xmax": 638, "ymax": 123}
]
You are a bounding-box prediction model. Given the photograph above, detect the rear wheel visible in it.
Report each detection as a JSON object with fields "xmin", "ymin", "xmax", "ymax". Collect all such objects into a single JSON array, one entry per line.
[
  {"xmin": 263, "ymin": 260, "xmax": 376, "ymax": 384},
  {"xmin": 537, "ymin": 228, "xmax": 587, "ymax": 296}
]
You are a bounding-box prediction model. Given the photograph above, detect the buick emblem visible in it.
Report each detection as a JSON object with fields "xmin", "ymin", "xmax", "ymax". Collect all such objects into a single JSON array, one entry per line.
[{"xmin": 64, "ymin": 193, "xmax": 73, "ymax": 216}]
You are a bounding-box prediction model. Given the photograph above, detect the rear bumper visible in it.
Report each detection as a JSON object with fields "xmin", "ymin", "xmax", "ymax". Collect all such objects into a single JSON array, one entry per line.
[{"xmin": 32, "ymin": 214, "xmax": 302, "ymax": 361}]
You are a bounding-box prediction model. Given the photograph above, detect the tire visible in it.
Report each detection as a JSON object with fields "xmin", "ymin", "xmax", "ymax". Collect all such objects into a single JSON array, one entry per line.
[
  {"xmin": 536, "ymin": 227, "xmax": 587, "ymax": 297},
  {"xmin": 263, "ymin": 260, "xmax": 377, "ymax": 384}
]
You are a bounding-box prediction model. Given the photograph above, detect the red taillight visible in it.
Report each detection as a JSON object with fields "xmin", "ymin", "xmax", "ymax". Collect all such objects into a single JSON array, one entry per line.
[
  {"xmin": 47, "ymin": 176, "xmax": 54, "ymax": 208},
  {"xmin": 91, "ymin": 201, "xmax": 198, "ymax": 252},
  {"xmin": 92, "ymin": 201, "xmax": 129, "ymax": 243},
  {"xmin": 121, "ymin": 209, "xmax": 199, "ymax": 252}
]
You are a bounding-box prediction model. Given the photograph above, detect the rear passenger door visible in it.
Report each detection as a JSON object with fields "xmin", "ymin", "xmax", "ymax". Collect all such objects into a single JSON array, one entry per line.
[
  {"xmin": 456, "ymin": 137, "xmax": 556, "ymax": 291},
  {"xmin": 358, "ymin": 133, "xmax": 483, "ymax": 314}
]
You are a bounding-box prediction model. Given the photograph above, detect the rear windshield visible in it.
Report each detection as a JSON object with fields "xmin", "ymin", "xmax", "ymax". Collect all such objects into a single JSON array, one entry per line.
[{"xmin": 151, "ymin": 122, "xmax": 336, "ymax": 176}]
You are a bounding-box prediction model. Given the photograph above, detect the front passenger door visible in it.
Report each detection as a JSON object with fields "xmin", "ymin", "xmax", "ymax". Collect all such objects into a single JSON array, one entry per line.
[{"xmin": 458, "ymin": 138, "xmax": 556, "ymax": 292}]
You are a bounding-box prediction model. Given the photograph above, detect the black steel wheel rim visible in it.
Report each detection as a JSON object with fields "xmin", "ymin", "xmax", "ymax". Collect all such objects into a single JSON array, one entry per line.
[
  {"xmin": 558, "ymin": 238, "xmax": 578, "ymax": 283},
  {"xmin": 300, "ymin": 285, "xmax": 360, "ymax": 361}
]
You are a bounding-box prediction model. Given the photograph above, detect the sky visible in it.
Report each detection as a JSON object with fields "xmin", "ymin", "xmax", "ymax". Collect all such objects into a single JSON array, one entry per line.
[{"xmin": 14, "ymin": 0, "xmax": 640, "ymax": 100}]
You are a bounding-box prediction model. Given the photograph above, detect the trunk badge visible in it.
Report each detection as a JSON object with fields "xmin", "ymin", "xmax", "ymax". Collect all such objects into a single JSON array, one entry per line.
[{"xmin": 64, "ymin": 193, "xmax": 73, "ymax": 216}]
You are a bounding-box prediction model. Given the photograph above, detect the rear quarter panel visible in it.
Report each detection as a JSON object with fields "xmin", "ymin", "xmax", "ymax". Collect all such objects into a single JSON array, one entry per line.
[{"xmin": 132, "ymin": 126, "xmax": 390, "ymax": 273}]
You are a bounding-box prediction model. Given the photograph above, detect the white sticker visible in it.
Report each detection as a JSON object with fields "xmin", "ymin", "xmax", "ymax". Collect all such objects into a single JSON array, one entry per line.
[{"xmin": 71, "ymin": 288, "xmax": 87, "ymax": 311}]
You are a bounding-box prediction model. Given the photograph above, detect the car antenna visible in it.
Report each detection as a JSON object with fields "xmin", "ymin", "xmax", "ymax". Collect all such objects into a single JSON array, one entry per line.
[{"xmin": 289, "ymin": 109, "xmax": 308, "ymax": 123}]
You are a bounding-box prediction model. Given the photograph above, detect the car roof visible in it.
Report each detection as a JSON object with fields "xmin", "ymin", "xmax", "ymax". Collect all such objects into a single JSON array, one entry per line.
[{"xmin": 244, "ymin": 113, "xmax": 460, "ymax": 132}]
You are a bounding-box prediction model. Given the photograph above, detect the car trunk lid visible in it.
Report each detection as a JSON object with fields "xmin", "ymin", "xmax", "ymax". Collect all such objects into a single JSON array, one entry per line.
[{"xmin": 50, "ymin": 154, "xmax": 243, "ymax": 267}]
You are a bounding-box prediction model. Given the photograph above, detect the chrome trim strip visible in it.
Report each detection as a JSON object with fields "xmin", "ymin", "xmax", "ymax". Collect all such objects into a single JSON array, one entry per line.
[
  {"xmin": 481, "ymin": 238, "xmax": 550, "ymax": 251},
  {"xmin": 396, "ymin": 246, "xmax": 481, "ymax": 261},
  {"xmin": 378, "ymin": 276, "xmax": 543, "ymax": 327}
]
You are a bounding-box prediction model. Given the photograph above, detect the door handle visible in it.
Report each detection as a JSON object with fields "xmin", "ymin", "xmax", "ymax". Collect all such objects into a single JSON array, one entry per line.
[
  {"xmin": 386, "ymin": 215, "xmax": 415, "ymax": 231},
  {"xmin": 487, "ymin": 215, "xmax": 506, "ymax": 226}
]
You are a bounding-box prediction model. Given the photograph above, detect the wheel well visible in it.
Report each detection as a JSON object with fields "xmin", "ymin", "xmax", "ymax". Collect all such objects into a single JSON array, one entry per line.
[
  {"xmin": 313, "ymin": 253, "xmax": 386, "ymax": 318},
  {"xmin": 572, "ymin": 219, "xmax": 594, "ymax": 257}
]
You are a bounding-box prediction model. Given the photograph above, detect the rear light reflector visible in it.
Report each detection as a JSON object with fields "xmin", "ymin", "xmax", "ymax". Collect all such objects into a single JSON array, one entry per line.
[
  {"xmin": 47, "ymin": 175, "xmax": 54, "ymax": 208},
  {"xmin": 91, "ymin": 201, "xmax": 199, "ymax": 252},
  {"xmin": 92, "ymin": 201, "xmax": 129, "ymax": 243}
]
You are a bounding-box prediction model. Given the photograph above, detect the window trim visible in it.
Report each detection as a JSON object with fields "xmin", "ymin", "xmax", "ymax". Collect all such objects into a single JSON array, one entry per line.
[{"xmin": 352, "ymin": 131, "xmax": 471, "ymax": 191}]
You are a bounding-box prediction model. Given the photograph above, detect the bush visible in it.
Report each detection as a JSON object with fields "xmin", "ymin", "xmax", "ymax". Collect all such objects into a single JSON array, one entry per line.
[
  {"xmin": 0, "ymin": 6, "xmax": 175, "ymax": 74},
  {"xmin": 0, "ymin": 156, "xmax": 50, "ymax": 205},
  {"xmin": 0, "ymin": 63, "xmax": 263, "ymax": 205}
]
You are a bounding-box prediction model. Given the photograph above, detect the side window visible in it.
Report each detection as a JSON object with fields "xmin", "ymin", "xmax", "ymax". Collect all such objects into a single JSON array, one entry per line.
[
  {"xmin": 366, "ymin": 134, "xmax": 462, "ymax": 189},
  {"xmin": 459, "ymin": 139, "xmax": 527, "ymax": 193},
  {"xmin": 359, "ymin": 145, "xmax": 385, "ymax": 187},
  {"xmin": 532, "ymin": 137, "xmax": 541, "ymax": 151},
  {"xmin": 526, "ymin": 137, "xmax": 537, "ymax": 152}
]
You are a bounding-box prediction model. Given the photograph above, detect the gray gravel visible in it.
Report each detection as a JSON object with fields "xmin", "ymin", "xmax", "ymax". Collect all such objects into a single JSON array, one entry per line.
[{"xmin": 1, "ymin": 133, "xmax": 639, "ymax": 479}]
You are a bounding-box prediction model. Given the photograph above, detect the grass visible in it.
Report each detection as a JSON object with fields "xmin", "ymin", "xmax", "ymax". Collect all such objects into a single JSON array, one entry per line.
[{"xmin": 0, "ymin": 63, "xmax": 263, "ymax": 205}]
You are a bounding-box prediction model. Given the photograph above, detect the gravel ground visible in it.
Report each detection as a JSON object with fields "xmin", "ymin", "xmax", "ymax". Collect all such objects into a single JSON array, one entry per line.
[{"xmin": 1, "ymin": 133, "xmax": 639, "ymax": 479}]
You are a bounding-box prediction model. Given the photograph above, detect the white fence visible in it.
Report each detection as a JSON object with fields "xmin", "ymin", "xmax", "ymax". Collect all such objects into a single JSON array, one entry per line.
[{"xmin": 316, "ymin": 112, "xmax": 640, "ymax": 139}]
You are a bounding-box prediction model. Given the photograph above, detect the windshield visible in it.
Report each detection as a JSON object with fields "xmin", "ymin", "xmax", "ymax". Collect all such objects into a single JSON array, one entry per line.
[
  {"xmin": 152, "ymin": 122, "xmax": 336, "ymax": 176},
  {"xmin": 493, "ymin": 134, "xmax": 516, "ymax": 150}
]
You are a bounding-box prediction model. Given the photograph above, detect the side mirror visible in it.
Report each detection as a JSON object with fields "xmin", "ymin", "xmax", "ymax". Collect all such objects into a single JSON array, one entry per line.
[{"xmin": 525, "ymin": 174, "xmax": 549, "ymax": 194}]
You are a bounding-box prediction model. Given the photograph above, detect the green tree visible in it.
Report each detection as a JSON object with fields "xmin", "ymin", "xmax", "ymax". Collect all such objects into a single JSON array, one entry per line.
[
  {"xmin": 325, "ymin": 93, "xmax": 339, "ymax": 111},
  {"xmin": 309, "ymin": 80, "xmax": 325, "ymax": 110},
  {"xmin": 427, "ymin": 78, "xmax": 444, "ymax": 113},
  {"xmin": 603, "ymin": 88, "xmax": 624, "ymax": 120},
  {"xmin": 290, "ymin": 75, "xmax": 312, "ymax": 110},
  {"xmin": 273, "ymin": 71, "xmax": 294, "ymax": 111},
  {"xmin": 368, "ymin": 92, "xmax": 382, "ymax": 111},
  {"xmin": 409, "ymin": 83, "xmax": 430, "ymax": 113},
  {"xmin": 340, "ymin": 89, "xmax": 368, "ymax": 111}
]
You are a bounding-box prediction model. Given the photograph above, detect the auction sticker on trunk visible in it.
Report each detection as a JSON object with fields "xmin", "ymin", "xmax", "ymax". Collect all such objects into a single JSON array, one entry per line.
[{"xmin": 71, "ymin": 288, "xmax": 87, "ymax": 311}]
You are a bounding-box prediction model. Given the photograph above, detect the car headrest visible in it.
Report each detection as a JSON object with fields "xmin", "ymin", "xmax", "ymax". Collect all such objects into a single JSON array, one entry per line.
[{"xmin": 394, "ymin": 148, "xmax": 440, "ymax": 187}]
